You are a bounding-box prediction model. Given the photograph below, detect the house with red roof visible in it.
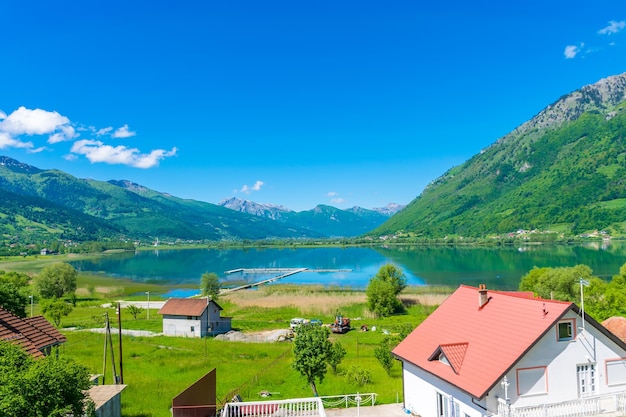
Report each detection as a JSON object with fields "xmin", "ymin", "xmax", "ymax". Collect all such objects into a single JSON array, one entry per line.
[
  {"xmin": 0, "ymin": 306, "xmax": 66, "ymax": 358},
  {"xmin": 158, "ymin": 297, "xmax": 231, "ymax": 337},
  {"xmin": 393, "ymin": 285, "xmax": 626, "ymax": 417}
]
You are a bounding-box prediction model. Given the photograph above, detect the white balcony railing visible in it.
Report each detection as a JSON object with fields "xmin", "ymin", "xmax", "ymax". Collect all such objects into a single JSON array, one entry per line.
[
  {"xmin": 221, "ymin": 396, "xmax": 326, "ymax": 417},
  {"xmin": 496, "ymin": 392, "xmax": 626, "ymax": 417}
]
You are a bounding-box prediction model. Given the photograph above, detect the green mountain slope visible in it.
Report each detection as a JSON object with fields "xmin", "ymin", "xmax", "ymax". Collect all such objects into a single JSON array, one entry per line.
[
  {"xmin": 0, "ymin": 157, "xmax": 320, "ymax": 241},
  {"xmin": 280, "ymin": 205, "xmax": 389, "ymax": 237},
  {"xmin": 0, "ymin": 188, "xmax": 123, "ymax": 244},
  {"xmin": 373, "ymin": 72, "xmax": 626, "ymax": 238}
]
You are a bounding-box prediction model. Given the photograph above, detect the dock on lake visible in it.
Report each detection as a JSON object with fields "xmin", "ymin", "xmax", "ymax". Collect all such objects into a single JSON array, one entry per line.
[{"xmin": 220, "ymin": 267, "xmax": 352, "ymax": 293}]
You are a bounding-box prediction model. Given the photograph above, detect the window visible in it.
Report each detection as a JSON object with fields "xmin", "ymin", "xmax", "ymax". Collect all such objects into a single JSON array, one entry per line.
[
  {"xmin": 439, "ymin": 352, "xmax": 450, "ymax": 366},
  {"xmin": 436, "ymin": 393, "xmax": 459, "ymax": 417},
  {"xmin": 606, "ymin": 359, "xmax": 626, "ymax": 386},
  {"xmin": 557, "ymin": 320, "xmax": 574, "ymax": 341},
  {"xmin": 517, "ymin": 367, "xmax": 547, "ymax": 396},
  {"xmin": 577, "ymin": 364, "xmax": 596, "ymax": 397},
  {"xmin": 191, "ymin": 326, "xmax": 195, "ymax": 332},
  {"xmin": 437, "ymin": 392, "xmax": 448, "ymax": 417}
]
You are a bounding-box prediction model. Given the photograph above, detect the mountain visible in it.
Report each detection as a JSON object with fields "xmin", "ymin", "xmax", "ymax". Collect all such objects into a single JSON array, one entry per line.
[
  {"xmin": 373, "ymin": 72, "xmax": 626, "ymax": 238},
  {"xmin": 218, "ymin": 197, "xmax": 292, "ymax": 220},
  {"xmin": 0, "ymin": 157, "xmax": 321, "ymax": 242},
  {"xmin": 218, "ymin": 197, "xmax": 398, "ymax": 237},
  {"xmin": 372, "ymin": 203, "xmax": 406, "ymax": 216}
]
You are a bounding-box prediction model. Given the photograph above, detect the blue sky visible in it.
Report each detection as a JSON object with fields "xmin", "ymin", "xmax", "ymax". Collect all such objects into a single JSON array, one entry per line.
[{"xmin": 1, "ymin": 1, "xmax": 625, "ymax": 211}]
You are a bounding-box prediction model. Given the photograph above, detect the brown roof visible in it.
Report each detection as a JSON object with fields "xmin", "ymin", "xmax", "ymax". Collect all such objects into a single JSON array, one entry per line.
[
  {"xmin": 24, "ymin": 316, "xmax": 67, "ymax": 343},
  {"xmin": 602, "ymin": 316, "xmax": 626, "ymax": 343},
  {"xmin": 158, "ymin": 298, "xmax": 214, "ymax": 316},
  {"xmin": 0, "ymin": 307, "xmax": 65, "ymax": 358}
]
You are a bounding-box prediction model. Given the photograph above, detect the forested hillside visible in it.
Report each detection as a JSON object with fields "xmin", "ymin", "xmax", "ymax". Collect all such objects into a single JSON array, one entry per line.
[
  {"xmin": 0, "ymin": 157, "xmax": 320, "ymax": 244},
  {"xmin": 374, "ymin": 72, "xmax": 626, "ymax": 238}
]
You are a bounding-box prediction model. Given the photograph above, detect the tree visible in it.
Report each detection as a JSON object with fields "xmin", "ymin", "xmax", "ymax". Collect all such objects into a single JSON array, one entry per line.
[
  {"xmin": 200, "ymin": 272, "xmax": 221, "ymax": 300},
  {"xmin": 292, "ymin": 323, "xmax": 332, "ymax": 396},
  {"xmin": 127, "ymin": 304, "xmax": 143, "ymax": 320},
  {"xmin": 41, "ymin": 299, "xmax": 73, "ymax": 327},
  {"xmin": 517, "ymin": 264, "xmax": 619, "ymax": 321},
  {"xmin": 0, "ymin": 271, "xmax": 30, "ymax": 318},
  {"xmin": 374, "ymin": 338, "xmax": 395, "ymax": 376},
  {"xmin": 519, "ymin": 264, "xmax": 593, "ymax": 301},
  {"xmin": 0, "ymin": 341, "xmax": 94, "ymax": 417},
  {"xmin": 327, "ymin": 341, "xmax": 346, "ymax": 374},
  {"xmin": 35, "ymin": 262, "xmax": 78, "ymax": 299},
  {"xmin": 366, "ymin": 264, "xmax": 407, "ymax": 317}
]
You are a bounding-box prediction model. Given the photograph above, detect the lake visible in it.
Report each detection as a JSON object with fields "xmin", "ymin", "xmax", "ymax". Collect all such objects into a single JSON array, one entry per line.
[{"xmin": 68, "ymin": 241, "xmax": 626, "ymax": 292}]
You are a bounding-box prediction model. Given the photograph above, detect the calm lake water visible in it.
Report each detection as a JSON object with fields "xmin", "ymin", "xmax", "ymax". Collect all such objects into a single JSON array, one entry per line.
[{"xmin": 68, "ymin": 241, "xmax": 626, "ymax": 292}]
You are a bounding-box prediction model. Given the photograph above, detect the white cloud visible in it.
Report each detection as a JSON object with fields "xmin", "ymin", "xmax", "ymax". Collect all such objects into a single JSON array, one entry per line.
[
  {"xmin": 96, "ymin": 126, "xmax": 113, "ymax": 136},
  {"xmin": 27, "ymin": 146, "xmax": 47, "ymax": 154},
  {"xmin": 240, "ymin": 180, "xmax": 264, "ymax": 194},
  {"xmin": 598, "ymin": 20, "xmax": 626, "ymax": 35},
  {"xmin": 330, "ymin": 198, "xmax": 345, "ymax": 204},
  {"xmin": 0, "ymin": 106, "xmax": 70, "ymax": 136},
  {"xmin": 0, "ymin": 106, "xmax": 77, "ymax": 145},
  {"xmin": 0, "ymin": 132, "xmax": 33, "ymax": 150},
  {"xmin": 112, "ymin": 124, "xmax": 136, "ymax": 138},
  {"xmin": 564, "ymin": 44, "xmax": 582, "ymax": 59},
  {"xmin": 70, "ymin": 139, "xmax": 177, "ymax": 168},
  {"xmin": 327, "ymin": 191, "xmax": 339, "ymax": 197},
  {"xmin": 48, "ymin": 125, "xmax": 77, "ymax": 144},
  {"xmin": 0, "ymin": 106, "xmax": 176, "ymax": 169}
]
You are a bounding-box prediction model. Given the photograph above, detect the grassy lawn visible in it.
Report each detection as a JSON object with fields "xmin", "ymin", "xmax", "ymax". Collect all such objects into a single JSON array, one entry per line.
[
  {"xmin": 1, "ymin": 256, "xmax": 450, "ymax": 417},
  {"xmin": 57, "ymin": 285, "xmax": 443, "ymax": 417}
]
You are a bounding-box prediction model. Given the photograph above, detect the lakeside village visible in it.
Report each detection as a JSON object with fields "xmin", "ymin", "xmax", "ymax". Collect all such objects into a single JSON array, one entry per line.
[{"xmin": 4, "ymin": 264, "xmax": 626, "ymax": 417}]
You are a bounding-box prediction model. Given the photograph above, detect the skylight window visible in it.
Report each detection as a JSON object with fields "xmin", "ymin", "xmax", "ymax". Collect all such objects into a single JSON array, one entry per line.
[
  {"xmin": 439, "ymin": 352, "xmax": 450, "ymax": 366},
  {"xmin": 557, "ymin": 320, "xmax": 574, "ymax": 341}
]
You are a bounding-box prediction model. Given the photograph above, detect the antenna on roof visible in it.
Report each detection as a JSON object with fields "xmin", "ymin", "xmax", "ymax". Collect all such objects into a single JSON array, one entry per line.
[{"xmin": 579, "ymin": 277, "xmax": 590, "ymax": 335}]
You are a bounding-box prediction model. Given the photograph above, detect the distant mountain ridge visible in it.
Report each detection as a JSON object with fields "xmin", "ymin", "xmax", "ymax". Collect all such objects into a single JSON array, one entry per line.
[
  {"xmin": 218, "ymin": 197, "xmax": 293, "ymax": 220},
  {"xmin": 218, "ymin": 197, "xmax": 405, "ymax": 237},
  {"xmin": 373, "ymin": 71, "xmax": 626, "ymax": 238},
  {"xmin": 0, "ymin": 157, "xmax": 322, "ymax": 242},
  {"xmin": 0, "ymin": 156, "xmax": 403, "ymax": 243}
]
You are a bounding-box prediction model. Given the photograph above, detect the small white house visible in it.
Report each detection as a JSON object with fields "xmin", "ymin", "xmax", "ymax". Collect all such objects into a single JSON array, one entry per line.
[
  {"xmin": 158, "ymin": 297, "xmax": 231, "ymax": 337},
  {"xmin": 393, "ymin": 284, "xmax": 626, "ymax": 417}
]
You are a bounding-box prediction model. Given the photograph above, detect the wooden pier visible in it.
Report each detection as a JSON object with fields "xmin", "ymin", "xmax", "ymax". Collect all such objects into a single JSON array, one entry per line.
[{"xmin": 220, "ymin": 267, "xmax": 352, "ymax": 294}]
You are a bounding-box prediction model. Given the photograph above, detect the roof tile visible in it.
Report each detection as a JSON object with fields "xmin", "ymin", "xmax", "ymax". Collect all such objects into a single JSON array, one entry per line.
[{"xmin": 158, "ymin": 298, "xmax": 212, "ymax": 316}]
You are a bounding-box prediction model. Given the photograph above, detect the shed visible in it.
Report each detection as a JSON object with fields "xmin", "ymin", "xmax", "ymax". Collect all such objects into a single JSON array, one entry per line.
[{"xmin": 158, "ymin": 297, "xmax": 231, "ymax": 337}]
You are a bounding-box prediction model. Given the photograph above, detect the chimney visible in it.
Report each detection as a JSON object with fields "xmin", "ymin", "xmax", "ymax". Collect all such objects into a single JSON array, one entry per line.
[{"xmin": 478, "ymin": 284, "xmax": 489, "ymax": 308}]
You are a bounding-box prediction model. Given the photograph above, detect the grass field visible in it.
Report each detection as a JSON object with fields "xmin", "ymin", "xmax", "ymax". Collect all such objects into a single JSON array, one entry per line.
[
  {"xmin": 61, "ymin": 287, "xmax": 444, "ymax": 417},
  {"xmin": 1, "ymin": 255, "xmax": 451, "ymax": 417}
]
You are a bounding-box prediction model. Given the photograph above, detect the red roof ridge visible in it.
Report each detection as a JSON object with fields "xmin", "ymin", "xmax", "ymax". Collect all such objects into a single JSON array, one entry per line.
[{"xmin": 460, "ymin": 284, "xmax": 575, "ymax": 305}]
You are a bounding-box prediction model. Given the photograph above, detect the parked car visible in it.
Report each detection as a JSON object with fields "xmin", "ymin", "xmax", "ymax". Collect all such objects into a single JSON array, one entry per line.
[{"xmin": 290, "ymin": 318, "xmax": 307, "ymax": 329}]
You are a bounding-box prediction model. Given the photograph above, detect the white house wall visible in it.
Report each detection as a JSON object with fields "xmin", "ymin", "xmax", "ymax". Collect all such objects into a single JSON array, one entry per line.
[
  {"xmin": 402, "ymin": 361, "xmax": 487, "ymax": 417},
  {"xmin": 486, "ymin": 310, "xmax": 626, "ymax": 410},
  {"xmin": 162, "ymin": 315, "xmax": 204, "ymax": 338}
]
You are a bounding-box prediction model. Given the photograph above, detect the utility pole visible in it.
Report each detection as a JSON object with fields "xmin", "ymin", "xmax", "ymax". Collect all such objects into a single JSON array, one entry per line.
[
  {"xmin": 117, "ymin": 302, "xmax": 124, "ymax": 384},
  {"xmin": 146, "ymin": 291, "xmax": 150, "ymax": 320}
]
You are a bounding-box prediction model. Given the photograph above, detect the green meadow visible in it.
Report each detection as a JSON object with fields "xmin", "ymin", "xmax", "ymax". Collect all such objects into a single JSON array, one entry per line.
[
  {"xmin": 60, "ymin": 290, "xmax": 439, "ymax": 417},
  {"xmin": 1, "ymin": 255, "xmax": 447, "ymax": 417}
]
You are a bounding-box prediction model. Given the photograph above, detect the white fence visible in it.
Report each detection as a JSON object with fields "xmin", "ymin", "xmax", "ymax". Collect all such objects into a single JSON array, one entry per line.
[
  {"xmin": 497, "ymin": 392, "xmax": 626, "ymax": 417},
  {"xmin": 221, "ymin": 397, "xmax": 326, "ymax": 417},
  {"xmin": 319, "ymin": 393, "xmax": 377, "ymax": 409}
]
